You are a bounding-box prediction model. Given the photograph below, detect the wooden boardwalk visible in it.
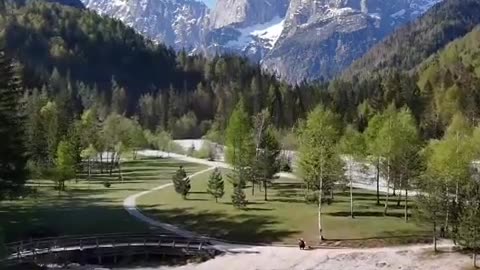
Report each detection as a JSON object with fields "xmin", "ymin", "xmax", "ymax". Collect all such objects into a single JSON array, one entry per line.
[{"xmin": 2, "ymin": 233, "xmax": 218, "ymax": 267}]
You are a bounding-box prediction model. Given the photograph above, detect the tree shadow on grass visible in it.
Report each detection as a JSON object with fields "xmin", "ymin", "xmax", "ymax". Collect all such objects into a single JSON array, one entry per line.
[{"xmin": 141, "ymin": 206, "xmax": 299, "ymax": 244}]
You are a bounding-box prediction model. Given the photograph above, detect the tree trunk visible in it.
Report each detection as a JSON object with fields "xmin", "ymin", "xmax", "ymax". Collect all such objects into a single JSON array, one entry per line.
[
  {"xmin": 384, "ymin": 159, "xmax": 390, "ymax": 216},
  {"xmin": 109, "ymin": 152, "xmax": 115, "ymax": 176},
  {"xmin": 393, "ymin": 184, "xmax": 396, "ymax": 196},
  {"xmin": 397, "ymin": 190, "xmax": 402, "ymax": 207},
  {"xmin": 252, "ymin": 180, "xmax": 255, "ymax": 196},
  {"xmin": 433, "ymin": 220, "xmax": 437, "ymax": 252},
  {"xmin": 318, "ymin": 153, "xmax": 324, "ymax": 242},
  {"xmin": 376, "ymin": 159, "xmax": 380, "ymax": 205},
  {"xmin": 455, "ymin": 181, "xmax": 459, "ymax": 203},
  {"xmin": 215, "ymin": 197, "xmax": 218, "ymax": 203},
  {"xmin": 100, "ymin": 153, "xmax": 104, "ymax": 173},
  {"xmin": 474, "ymin": 252, "xmax": 477, "ymax": 268},
  {"xmin": 404, "ymin": 188, "xmax": 408, "ymax": 222},
  {"xmin": 118, "ymin": 156, "xmax": 124, "ymax": 182},
  {"xmin": 350, "ymin": 165, "xmax": 354, "ymax": 218},
  {"xmin": 445, "ymin": 185, "xmax": 449, "ymax": 236},
  {"xmin": 87, "ymin": 158, "xmax": 91, "ymax": 180},
  {"xmin": 264, "ymin": 180, "xmax": 268, "ymax": 201},
  {"xmin": 318, "ymin": 175, "xmax": 324, "ymax": 242}
]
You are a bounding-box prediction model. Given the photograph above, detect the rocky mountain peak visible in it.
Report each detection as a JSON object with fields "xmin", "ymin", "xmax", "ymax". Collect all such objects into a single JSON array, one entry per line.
[{"xmin": 210, "ymin": 0, "xmax": 289, "ymax": 29}]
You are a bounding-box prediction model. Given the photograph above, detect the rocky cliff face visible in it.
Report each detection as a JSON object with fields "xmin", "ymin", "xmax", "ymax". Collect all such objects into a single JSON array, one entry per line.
[
  {"xmin": 205, "ymin": 0, "xmax": 289, "ymax": 60},
  {"xmin": 210, "ymin": 0, "xmax": 289, "ymax": 29},
  {"xmin": 79, "ymin": 0, "xmax": 442, "ymax": 83},
  {"xmin": 81, "ymin": 0, "xmax": 209, "ymax": 50}
]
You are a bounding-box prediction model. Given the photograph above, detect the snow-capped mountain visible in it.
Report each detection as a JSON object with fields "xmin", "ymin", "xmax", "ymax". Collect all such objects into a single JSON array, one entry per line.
[
  {"xmin": 263, "ymin": 0, "xmax": 444, "ymax": 83},
  {"xmin": 79, "ymin": 0, "xmax": 443, "ymax": 83}
]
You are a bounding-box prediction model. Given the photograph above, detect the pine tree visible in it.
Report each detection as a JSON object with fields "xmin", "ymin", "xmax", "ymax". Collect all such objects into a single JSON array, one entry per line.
[
  {"xmin": 207, "ymin": 168, "xmax": 224, "ymax": 203},
  {"xmin": 255, "ymin": 127, "xmax": 281, "ymax": 201},
  {"xmin": 172, "ymin": 166, "xmax": 190, "ymax": 199},
  {"xmin": 229, "ymin": 169, "xmax": 248, "ymax": 208},
  {"xmin": 0, "ymin": 51, "xmax": 27, "ymax": 199},
  {"xmin": 231, "ymin": 184, "xmax": 247, "ymax": 209}
]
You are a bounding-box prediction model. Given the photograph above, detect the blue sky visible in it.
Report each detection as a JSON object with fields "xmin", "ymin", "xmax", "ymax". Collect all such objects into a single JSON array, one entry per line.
[{"xmin": 200, "ymin": 0, "xmax": 216, "ymax": 8}]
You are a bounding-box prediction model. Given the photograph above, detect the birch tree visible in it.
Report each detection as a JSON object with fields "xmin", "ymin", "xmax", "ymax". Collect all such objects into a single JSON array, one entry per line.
[
  {"xmin": 299, "ymin": 106, "xmax": 341, "ymax": 242},
  {"xmin": 338, "ymin": 125, "xmax": 365, "ymax": 218}
]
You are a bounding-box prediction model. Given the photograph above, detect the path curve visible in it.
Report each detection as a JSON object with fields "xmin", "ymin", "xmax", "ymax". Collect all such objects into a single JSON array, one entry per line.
[{"xmin": 123, "ymin": 166, "xmax": 216, "ymax": 239}]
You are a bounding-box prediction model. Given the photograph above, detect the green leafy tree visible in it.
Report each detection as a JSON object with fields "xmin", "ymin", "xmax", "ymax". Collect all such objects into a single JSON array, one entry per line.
[
  {"xmin": 225, "ymin": 99, "xmax": 255, "ymax": 168},
  {"xmin": 426, "ymin": 114, "xmax": 473, "ymax": 233},
  {"xmin": 416, "ymin": 172, "xmax": 448, "ymax": 252},
  {"xmin": 207, "ymin": 168, "xmax": 224, "ymax": 202},
  {"xmin": 338, "ymin": 125, "xmax": 365, "ymax": 218},
  {"xmin": 172, "ymin": 166, "xmax": 190, "ymax": 199},
  {"xmin": 81, "ymin": 144, "xmax": 97, "ymax": 179},
  {"xmin": 456, "ymin": 180, "xmax": 480, "ymax": 268},
  {"xmin": 298, "ymin": 105, "xmax": 342, "ymax": 242},
  {"xmin": 364, "ymin": 113, "xmax": 387, "ymax": 205},
  {"xmin": 55, "ymin": 140, "xmax": 76, "ymax": 191}
]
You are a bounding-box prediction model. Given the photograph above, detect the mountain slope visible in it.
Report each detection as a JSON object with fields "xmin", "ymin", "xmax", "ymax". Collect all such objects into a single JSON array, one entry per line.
[
  {"xmin": 345, "ymin": 0, "xmax": 480, "ymax": 79},
  {"xmin": 262, "ymin": 0, "xmax": 443, "ymax": 83},
  {"xmin": 416, "ymin": 26, "xmax": 480, "ymax": 129}
]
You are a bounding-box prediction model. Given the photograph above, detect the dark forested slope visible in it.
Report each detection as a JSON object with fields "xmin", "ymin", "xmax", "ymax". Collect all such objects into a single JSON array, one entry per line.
[{"xmin": 2, "ymin": 1, "xmax": 178, "ymax": 94}]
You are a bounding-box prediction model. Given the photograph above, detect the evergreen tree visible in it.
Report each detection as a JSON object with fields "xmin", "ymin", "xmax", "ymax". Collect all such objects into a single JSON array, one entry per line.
[
  {"xmin": 207, "ymin": 168, "xmax": 224, "ymax": 203},
  {"xmin": 172, "ymin": 166, "xmax": 190, "ymax": 199},
  {"xmin": 0, "ymin": 51, "xmax": 27, "ymax": 198},
  {"xmin": 255, "ymin": 127, "xmax": 281, "ymax": 201}
]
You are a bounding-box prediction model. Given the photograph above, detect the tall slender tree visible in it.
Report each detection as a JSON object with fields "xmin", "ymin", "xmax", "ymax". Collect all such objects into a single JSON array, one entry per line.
[
  {"xmin": 255, "ymin": 127, "xmax": 281, "ymax": 201},
  {"xmin": 0, "ymin": 51, "xmax": 27, "ymax": 198},
  {"xmin": 338, "ymin": 125, "xmax": 365, "ymax": 218},
  {"xmin": 298, "ymin": 106, "xmax": 342, "ymax": 242}
]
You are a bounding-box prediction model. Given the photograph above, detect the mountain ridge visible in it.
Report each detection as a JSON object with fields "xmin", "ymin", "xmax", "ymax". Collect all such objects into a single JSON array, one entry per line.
[{"xmin": 77, "ymin": 0, "xmax": 444, "ymax": 83}]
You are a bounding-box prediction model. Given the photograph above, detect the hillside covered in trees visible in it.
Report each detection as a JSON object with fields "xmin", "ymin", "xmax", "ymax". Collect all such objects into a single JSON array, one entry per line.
[{"xmin": 344, "ymin": 0, "xmax": 480, "ymax": 79}]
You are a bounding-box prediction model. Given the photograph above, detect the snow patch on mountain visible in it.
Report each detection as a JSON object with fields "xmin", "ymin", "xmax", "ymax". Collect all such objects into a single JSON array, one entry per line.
[
  {"xmin": 226, "ymin": 16, "xmax": 285, "ymax": 50},
  {"xmin": 410, "ymin": 0, "xmax": 443, "ymax": 16}
]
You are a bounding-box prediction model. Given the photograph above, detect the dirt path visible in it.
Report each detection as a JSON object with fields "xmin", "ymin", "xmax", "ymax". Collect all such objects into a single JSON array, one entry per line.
[{"xmin": 123, "ymin": 166, "xmax": 216, "ymax": 239}]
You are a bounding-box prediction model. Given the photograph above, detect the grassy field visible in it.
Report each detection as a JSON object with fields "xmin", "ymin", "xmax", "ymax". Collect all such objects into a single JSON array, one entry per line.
[
  {"xmin": 0, "ymin": 157, "xmax": 206, "ymax": 243},
  {"xmin": 138, "ymin": 168, "xmax": 429, "ymax": 246}
]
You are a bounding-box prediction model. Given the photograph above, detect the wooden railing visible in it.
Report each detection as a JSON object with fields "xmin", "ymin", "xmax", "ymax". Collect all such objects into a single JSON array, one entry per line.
[{"xmin": 2, "ymin": 233, "xmax": 216, "ymax": 266}]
